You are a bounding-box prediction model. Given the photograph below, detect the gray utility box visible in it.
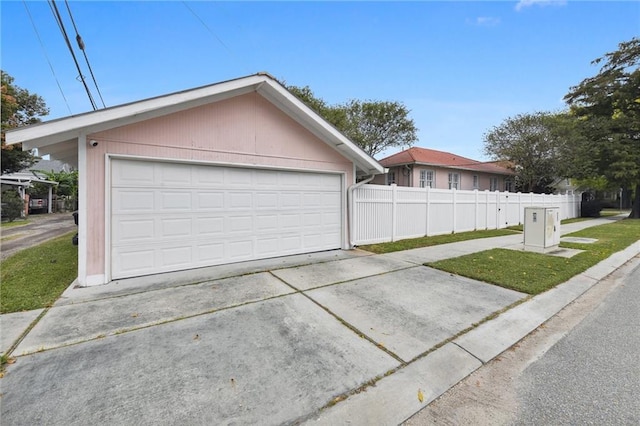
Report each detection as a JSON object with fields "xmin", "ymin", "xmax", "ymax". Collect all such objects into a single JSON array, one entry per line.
[{"xmin": 523, "ymin": 207, "xmax": 560, "ymax": 253}]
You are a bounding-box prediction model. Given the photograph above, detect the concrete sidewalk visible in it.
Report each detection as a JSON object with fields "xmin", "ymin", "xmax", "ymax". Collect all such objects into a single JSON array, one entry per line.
[{"xmin": 1, "ymin": 214, "xmax": 638, "ymax": 425}]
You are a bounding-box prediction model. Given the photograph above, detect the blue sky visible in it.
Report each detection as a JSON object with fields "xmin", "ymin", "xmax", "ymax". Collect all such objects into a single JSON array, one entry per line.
[{"xmin": 2, "ymin": 1, "xmax": 638, "ymax": 160}]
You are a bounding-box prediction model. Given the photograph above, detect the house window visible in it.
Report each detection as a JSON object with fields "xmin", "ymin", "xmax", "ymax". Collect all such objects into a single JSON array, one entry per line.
[
  {"xmin": 419, "ymin": 170, "xmax": 434, "ymax": 188},
  {"xmin": 505, "ymin": 178, "xmax": 513, "ymax": 192},
  {"xmin": 472, "ymin": 175, "xmax": 479, "ymax": 189},
  {"xmin": 387, "ymin": 171, "xmax": 396, "ymax": 185},
  {"xmin": 448, "ymin": 173, "xmax": 459, "ymax": 190},
  {"xmin": 490, "ymin": 177, "xmax": 499, "ymax": 191}
]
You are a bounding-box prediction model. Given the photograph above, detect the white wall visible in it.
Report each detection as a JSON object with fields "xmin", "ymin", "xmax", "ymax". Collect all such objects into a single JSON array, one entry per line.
[{"xmin": 351, "ymin": 184, "xmax": 581, "ymax": 245}]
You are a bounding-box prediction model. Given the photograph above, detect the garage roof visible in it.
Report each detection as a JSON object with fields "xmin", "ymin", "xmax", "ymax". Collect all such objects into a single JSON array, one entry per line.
[{"xmin": 5, "ymin": 73, "xmax": 384, "ymax": 176}]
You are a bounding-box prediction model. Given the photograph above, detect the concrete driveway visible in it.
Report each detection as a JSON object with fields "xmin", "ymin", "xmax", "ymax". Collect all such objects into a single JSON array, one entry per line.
[
  {"xmin": 2, "ymin": 215, "xmax": 637, "ymax": 425},
  {"xmin": 1, "ymin": 249, "xmax": 525, "ymax": 425}
]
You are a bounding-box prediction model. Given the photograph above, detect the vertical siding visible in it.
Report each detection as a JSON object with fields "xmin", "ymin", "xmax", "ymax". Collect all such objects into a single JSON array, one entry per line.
[{"xmin": 85, "ymin": 92, "xmax": 355, "ymax": 276}]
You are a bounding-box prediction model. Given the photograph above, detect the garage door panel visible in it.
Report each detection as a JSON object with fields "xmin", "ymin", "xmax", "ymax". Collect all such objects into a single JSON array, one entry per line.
[
  {"xmin": 113, "ymin": 190, "xmax": 155, "ymax": 212},
  {"xmin": 229, "ymin": 240, "xmax": 254, "ymax": 260},
  {"xmin": 280, "ymin": 193, "xmax": 301, "ymax": 208},
  {"xmin": 112, "ymin": 160, "xmax": 155, "ymax": 186},
  {"xmin": 115, "ymin": 248, "xmax": 156, "ymax": 276},
  {"xmin": 256, "ymin": 237, "xmax": 280, "ymax": 256},
  {"xmin": 282, "ymin": 235, "xmax": 302, "ymax": 251},
  {"xmin": 256, "ymin": 192, "xmax": 278, "ymax": 209},
  {"xmin": 229, "ymin": 216, "xmax": 253, "ymax": 233},
  {"xmin": 114, "ymin": 218, "xmax": 156, "ymax": 242},
  {"xmin": 196, "ymin": 192, "xmax": 225, "ymax": 210},
  {"xmin": 195, "ymin": 167, "xmax": 225, "ymax": 185},
  {"xmin": 196, "ymin": 217, "xmax": 224, "ymax": 235},
  {"xmin": 160, "ymin": 163, "xmax": 193, "ymax": 186},
  {"xmin": 160, "ymin": 218, "xmax": 192, "ymax": 238},
  {"xmin": 229, "ymin": 192, "xmax": 252, "ymax": 209},
  {"xmin": 256, "ymin": 214, "xmax": 278, "ymax": 231},
  {"xmin": 196, "ymin": 243, "xmax": 224, "ymax": 262},
  {"xmin": 111, "ymin": 160, "xmax": 343, "ymax": 279},
  {"xmin": 303, "ymin": 233, "xmax": 323, "ymax": 249},
  {"xmin": 161, "ymin": 246, "xmax": 193, "ymax": 267},
  {"xmin": 281, "ymin": 213, "xmax": 301, "ymax": 229},
  {"xmin": 227, "ymin": 168, "xmax": 252, "ymax": 186},
  {"xmin": 160, "ymin": 191, "xmax": 192, "ymax": 210}
]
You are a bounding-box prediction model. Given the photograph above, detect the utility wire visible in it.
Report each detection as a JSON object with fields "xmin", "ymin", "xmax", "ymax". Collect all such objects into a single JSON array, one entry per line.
[
  {"xmin": 181, "ymin": 1, "xmax": 248, "ymax": 70},
  {"xmin": 63, "ymin": 0, "xmax": 106, "ymax": 108},
  {"xmin": 48, "ymin": 0, "xmax": 97, "ymax": 110},
  {"xmin": 22, "ymin": 0, "xmax": 73, "ymax": 115}
]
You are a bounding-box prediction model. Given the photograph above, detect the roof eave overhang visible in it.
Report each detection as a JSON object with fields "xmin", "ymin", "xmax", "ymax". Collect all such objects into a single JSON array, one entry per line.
[
  {"xmin": 256, "ymin": 80, "xmax": 383, "ymax": 176},
  {"xmin": 6, "ymin": 73, "xmax": 384, "ymax": 177}
]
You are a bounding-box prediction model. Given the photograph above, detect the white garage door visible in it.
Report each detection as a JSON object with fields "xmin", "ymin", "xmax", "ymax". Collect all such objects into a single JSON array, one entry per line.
[{"xmin": 111, "ymin": 159, "xmax": 343, "ymax": 279}]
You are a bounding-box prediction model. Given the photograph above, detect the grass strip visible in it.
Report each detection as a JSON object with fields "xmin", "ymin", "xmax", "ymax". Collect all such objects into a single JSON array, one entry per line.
[
  {"xmin": 358, "ymin": 229, "xmax": 518, "ymax": 254},
  {"xmin": 427, "ymin": 219, "xmax": 640, "ymax": 295},
  {"xmin": 0, "ymin": 219, "xmax": 31, "ymax": 229},
  {"xmin": 1, "ymin": 232, "xmax": 78, "ymax": 313}
]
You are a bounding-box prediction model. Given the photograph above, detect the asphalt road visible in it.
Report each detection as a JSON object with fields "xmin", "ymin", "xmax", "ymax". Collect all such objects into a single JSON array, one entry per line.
[
  {"xmin": 513, "ymin": 256, "xmax": 640, "ymax": 425},
  {"xmin": 0, "ymin": 213, "xmax": 77, "ymax": 260},
  {"xmin": 404, "ymin": 255, "xmax": 640, "ymax": 425}
]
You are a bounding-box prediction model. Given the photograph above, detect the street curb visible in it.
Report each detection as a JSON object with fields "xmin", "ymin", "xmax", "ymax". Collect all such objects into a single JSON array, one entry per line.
[{"xmin": 304, "ymin": 241, "xmax": 640, "ymax": 425}]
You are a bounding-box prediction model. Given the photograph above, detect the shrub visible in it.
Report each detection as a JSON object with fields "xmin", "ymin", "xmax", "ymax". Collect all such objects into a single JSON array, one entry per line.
[
  {"xmin": 1, "ymin": 190, "xmax": 24, "ymax": 222},
  {"xmin": 581, "ymin": 200, "xmax": 603, "ymax": 217}
]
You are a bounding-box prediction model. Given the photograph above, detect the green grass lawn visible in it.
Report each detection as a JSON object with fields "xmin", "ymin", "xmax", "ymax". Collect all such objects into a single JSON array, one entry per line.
[
  {"xmin": 427, "ymin": 219, "xmax": 640, "ymax": 295},
  {"xmin": 1, "ymin": 232, "xmax": 78, "ymax": 314},
  {"xmin": 358, "ymin": 229, "xmax": 519, "ymax": 254},
  {"xmin": 0, "ymin": 219, "xmax": 31, "ymax": 229},
  {"xmin": 506, "ymin": 211, "xmax": 626, "ymax": 232}
]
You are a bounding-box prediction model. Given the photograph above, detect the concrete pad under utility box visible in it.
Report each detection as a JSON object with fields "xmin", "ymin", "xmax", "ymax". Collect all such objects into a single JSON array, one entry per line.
[
  {"xmin": 1, "ymin": 294, "xmax": 398, "ymax": 426},
  {"xmin": 306, "ymin": 266, "xmax": 525, "ymax": 362}
]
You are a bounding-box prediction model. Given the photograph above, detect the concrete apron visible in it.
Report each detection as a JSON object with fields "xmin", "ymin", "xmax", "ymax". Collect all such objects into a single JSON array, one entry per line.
[{"xmin": 2, "ymin": 252, "xmax": 525, "ymax": 425}]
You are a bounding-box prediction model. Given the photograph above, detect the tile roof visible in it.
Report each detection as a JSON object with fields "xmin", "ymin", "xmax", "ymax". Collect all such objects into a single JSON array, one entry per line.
[{"xmin": 380, "ymin": 147, "xmax": 514, "ymax": 175}]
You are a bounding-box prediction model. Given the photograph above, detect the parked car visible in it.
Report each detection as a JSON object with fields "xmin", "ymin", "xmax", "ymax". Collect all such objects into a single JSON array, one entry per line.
[{"xmin": 28, "ymin": 197, "xmax": 48, "ymax": 213}]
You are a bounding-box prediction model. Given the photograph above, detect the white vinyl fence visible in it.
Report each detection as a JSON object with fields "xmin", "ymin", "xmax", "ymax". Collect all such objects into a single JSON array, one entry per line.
[{"xmin": 350, "ymin": 184, "xmax": 581, "ymax": 245}]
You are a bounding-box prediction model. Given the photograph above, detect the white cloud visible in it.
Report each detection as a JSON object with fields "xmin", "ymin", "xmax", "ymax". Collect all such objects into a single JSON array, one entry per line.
[
  {"xmin": 515, "ymin": 0, "xmax": 567, "ymax": 12},
  {"xmin": 475, "ymin": 16, "xmax": 501, "ymax": 26}
]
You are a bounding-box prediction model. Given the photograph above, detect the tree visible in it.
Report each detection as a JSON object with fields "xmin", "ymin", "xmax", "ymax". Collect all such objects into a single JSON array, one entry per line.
[
  {"xmin": 287, "ymin": 85, "xmax": 348, "ymax": 130},
  {"xmin": 35, "ymin": 169, "xmax": 78, "ymax": 197},
  {"xmin": 1, "ymin": 70, "xmax": 48, "ymax": 174},
  {"xmin": 288, "ymin": 85, "xmax": 418, "ymax": 158},
  {"xmin": 483, "ymin": 112, "xmax": 573, "ymax": 193},
  {"xmin": 339, "ymin": 100, "xmax": 418, "ymax": 157},
  {"xmin": 564, "ymin": 37, "xmax": 640, "ymax": 218},
  {"xmin": 1, "ymin": 189, "xmax": 24, "ymax": 222}
]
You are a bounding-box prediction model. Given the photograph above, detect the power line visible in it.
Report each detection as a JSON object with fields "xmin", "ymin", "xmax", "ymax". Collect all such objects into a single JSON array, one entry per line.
[
  {"xmin": 47, "ymin": 0, "xmax": 97, "ymax": 111},
  {"xmin": 181, "ymin": 1, "xmax": 248, "ymax": 69},
  {"xmin": 22, "ymin": 0, "xmax": 73, "ymax": 115},
  {"xmin": 63, "ymin": 0, "xmax": 106, "ymax": 108}
]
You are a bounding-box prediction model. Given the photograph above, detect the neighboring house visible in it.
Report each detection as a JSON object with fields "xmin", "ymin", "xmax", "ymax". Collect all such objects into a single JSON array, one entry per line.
[
  {"xmin": 372, "ymin": 147, "xmax": 515, "ymax": 191},
  {"xmin": 31, "ymin": 158, "xmax": 73, "ymax": 174},
  {"xmin": 5, "ymin": 73, "xmax": 383, "ymax": 286},
  {"xmin": 1, "ymin": 161, "xmax": 61, "ymax": 215}
]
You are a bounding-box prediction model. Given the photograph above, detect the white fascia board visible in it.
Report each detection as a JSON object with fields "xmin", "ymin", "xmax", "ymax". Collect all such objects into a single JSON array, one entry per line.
[
  {"xmin": 5, "ymin": 75, "xmax": 266, "ymax": 148},
  {"xmin": 257, "ymin": 81, "xmax": 384, "ymax": 176},
  {"xmin": 6, "ymin": 73, "xmax": 384, "ymax": 176}
]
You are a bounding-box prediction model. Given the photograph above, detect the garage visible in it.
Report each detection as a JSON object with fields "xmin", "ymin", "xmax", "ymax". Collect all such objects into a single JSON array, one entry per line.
[
  {"xmin": 111, "ymin": 159, "xmax": 343, "ymax": 279},
  {"xmin": 7, "ymin": 73, "xmax": 384, "ymax": 286}
]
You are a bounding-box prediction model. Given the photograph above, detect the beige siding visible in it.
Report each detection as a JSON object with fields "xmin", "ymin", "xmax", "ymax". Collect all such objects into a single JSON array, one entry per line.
[{"xmin": 85, "ymin": 92, "xmax": 354, "ymax": 276}]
